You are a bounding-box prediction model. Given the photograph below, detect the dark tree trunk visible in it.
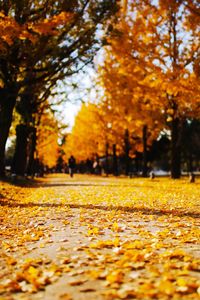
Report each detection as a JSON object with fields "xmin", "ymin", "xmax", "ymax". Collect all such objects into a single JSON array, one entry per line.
[
  {"xmin": 12, "ymin": 124, "xmax": 30, "ymax": 176},
  {"xmin": 105, "ymin": 142, "xmax": 109, "ymax": 176},
  {"xmin": 0, "ymin": 92, "xmax": 16, "ymax": 177},
  {"xmin": 112, "ymin": 144, "xmax": 118, "ymax": 176},
  {"xmin": 135, "ymin": 152, "xmax": 139, "ymax": 175},
  {"xmin": 124, "ymin": 129, "xmax": 130, "ymax": 176},
  {"xmin": 171, "ymin": 118, "xmax": 181, "ymax": 179},
  {"xmin": 187, "ymin": 153, "xmax": 193, "ymax": 174},
  {"xmin": 142, "ymin": 125, "xmax": 148, "ymax": 177},
  {"xmin": 26, "ymin": 127, "xmax": 37, "ymax": 177}
]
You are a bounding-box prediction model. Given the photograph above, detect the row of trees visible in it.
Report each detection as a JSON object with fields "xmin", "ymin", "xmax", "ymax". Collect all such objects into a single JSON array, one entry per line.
[
  {"xmin": 64, "ymin": 102, "xmax": 200, "ymax": 176},
  {"xmin": 0, "ymin": 0, "xmax": 118, "ymax": 177},
  {"xmin": 64, "ymin": 0, "xmax": 200, "ymax": 178}
]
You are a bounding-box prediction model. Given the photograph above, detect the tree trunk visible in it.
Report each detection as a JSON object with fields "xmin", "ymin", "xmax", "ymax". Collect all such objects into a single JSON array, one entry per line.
[
  {"xmin": 187, "ymin": 154, "xmax": 193, "ymax": 174},
  {"xmin": 26, "ymin": 127, "xmax": 37, "ymax": 177},
  {"xmin": 142, "ymin": 125, "xmax": 148, "ymax": 177},
  {"xmin": 105, "ymin": 142, "xmax": 109, "ymax": 176},
  {"xmin": 12, "ymin": 124, "xmax": 30, "ymax": 176},
  {"xmin": 112, "ymin": 144, "xmax": 118, "ymax": 176},
  {"xmin": 171, "ymin": 118, "xmax": 181, "ymax": 179},
  {"xmin": 0, "ymin": 93, "xmax": 16, "ymax": 177},
  {"xmin": 135, "ymin": 152, "xmax": 139, "ymax": 175},
  {"xmin": 124, "ymin": 129, "xmax": 130, "ymax": 175}
]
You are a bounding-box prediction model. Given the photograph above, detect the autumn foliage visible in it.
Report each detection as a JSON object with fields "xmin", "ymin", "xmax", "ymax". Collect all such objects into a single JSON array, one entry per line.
[
  {"xmin": 0, "ymin": 0, "xmax": 118, "ymax": 177},
  {"xmin": 63, "ymin": 0, "xmax": 200, "ymax": 177},
  {"xmin": 0, "ymin": 11, "xmax": 71, "ymax": 49},
  {"xmin": 36, "ymin": 109, "xmax": 60, "ymax": 168}
]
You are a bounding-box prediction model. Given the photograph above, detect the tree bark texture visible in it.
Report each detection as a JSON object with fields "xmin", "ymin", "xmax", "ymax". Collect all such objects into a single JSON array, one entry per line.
[
  {"xmin": 105, "ymin": 142, "xmax": 109, "ymax": 176},
  {"xmin": 112, "ymin": 143, "xmax": 118, "ymax": 176},
  {"xmin": 0, "ymin": 92, "xmax": 16, "ymax": 177},
  {"xmin": 171, "ymin": 118, "xmax": 182, "ymax": 179},
  {"xmin": 12, "ymin": 124, "xmax": 31, "ymax": 176},
  {"xmin": 142, "ymin": 125, "xmax": 148, "ymax": 177},
  {"xmin": 124, "ymin": 129, "xmax": 130, "ymax": 176}
]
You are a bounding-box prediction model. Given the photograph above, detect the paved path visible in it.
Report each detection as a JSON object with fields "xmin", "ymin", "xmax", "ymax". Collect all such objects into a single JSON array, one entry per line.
[{"xmin": 0, "ymin": 174, "xmax": 200, "ymax": 300}]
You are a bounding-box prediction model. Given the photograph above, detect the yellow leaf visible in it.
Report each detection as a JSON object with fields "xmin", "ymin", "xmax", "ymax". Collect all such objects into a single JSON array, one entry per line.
[
  {"xmin": 177, "ymin": 278, "xmax": 187, "ymax": 287},
  {"xmin": 158, "ymin": 280, "xmax": 175, "ymax": 295},
  {"xmin": 112, "ymin": 222, "xmax": 120, "ymax": 232},
  {"xmin": 106, "ymin": 270, "xmax": 124, "ymax": 284},
  {"xmin": 28, "ymin": 266, "xmax": 39, "ymax": 278}
]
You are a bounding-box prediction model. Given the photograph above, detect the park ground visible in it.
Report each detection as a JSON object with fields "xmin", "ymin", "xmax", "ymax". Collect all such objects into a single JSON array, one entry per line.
[{"xmin": 0, "ymin": 174, "xmax": 200, "ymax": 300}]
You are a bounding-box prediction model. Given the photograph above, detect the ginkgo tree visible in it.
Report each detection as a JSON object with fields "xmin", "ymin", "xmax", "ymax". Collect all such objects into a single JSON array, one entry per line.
[
  {"xmin": 0, "ymin": 1, "xmax": 71, "ymax": 176},
  {"xmin": 63, "ymin": 102, "xmax": 107, "ymax": 162},
  {"xmin": 63, "ymin": 98, "xmax": 134, "ymax": 174},
  {"xmin": 0, "ymin": 0, "xmax": 118, "ymax": 177},
  {"xmin": 98, "ymin": 23, "xmax": 164, "ymax": 175},
  {"xmin": 36, "ymin": 108, "xmax": 61, "ymax": 170},
  {"xmin": 99, "ymin": 0, "xmax": 200, "ymax": 178}
]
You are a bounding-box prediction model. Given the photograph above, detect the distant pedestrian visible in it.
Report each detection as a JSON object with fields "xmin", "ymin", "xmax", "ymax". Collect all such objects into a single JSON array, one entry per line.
[
  {"xmin": 68, "ymin": 155, "xmax": 76, "ymax": 178},
  {"xmin": 189, "ymin": 173, "xmax": 195, "ymax": 183},
  {"xmin": 93, "ymin": 160, "xmax": 101, "ymax": 175},
  {"xmin": 149, "ymin": 171, "xmax": 155, "ymax": 179}
]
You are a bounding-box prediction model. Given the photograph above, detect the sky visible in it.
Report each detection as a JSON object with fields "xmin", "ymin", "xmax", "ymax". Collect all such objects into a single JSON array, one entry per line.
[{"xmin": 63, "ymin": 101, "xmax": 81, "ymax": 130}]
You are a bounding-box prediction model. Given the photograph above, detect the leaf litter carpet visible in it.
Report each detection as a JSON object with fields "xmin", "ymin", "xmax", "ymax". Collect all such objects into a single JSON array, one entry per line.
[{"xmin": 0, "ymin": 174, "xmax": 200, "ymax": 300}]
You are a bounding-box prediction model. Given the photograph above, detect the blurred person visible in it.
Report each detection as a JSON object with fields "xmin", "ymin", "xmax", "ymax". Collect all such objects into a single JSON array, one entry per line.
[{"xmin": 68, "ymin": 155, "xmax": 76, "ymax": 178}]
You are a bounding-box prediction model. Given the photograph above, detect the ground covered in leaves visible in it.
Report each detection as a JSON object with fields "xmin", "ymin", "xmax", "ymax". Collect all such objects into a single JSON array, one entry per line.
[{"xmin": 0, "ymin": 174, "xmax": 200, "ymax": 300}]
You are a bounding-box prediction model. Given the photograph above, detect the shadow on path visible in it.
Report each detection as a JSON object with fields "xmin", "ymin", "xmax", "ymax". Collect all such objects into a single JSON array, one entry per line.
[
  {"xmin": 1, "ymin": 180, "xmax": 158, "ymax": 189},
  {"xmin": 0, "ymin": 178, "xmax": 156, "ymax": 188},
  {"xmin": 2, "ymin": 176, "xmax": 200, "ymax": 188},
  {"xmin": 34, "ymin": 183, "xmax": 157, "ymax": 188},
  {"xmin": 0, "ymin": 199, "xmax": 199, "ymax": 219}
]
